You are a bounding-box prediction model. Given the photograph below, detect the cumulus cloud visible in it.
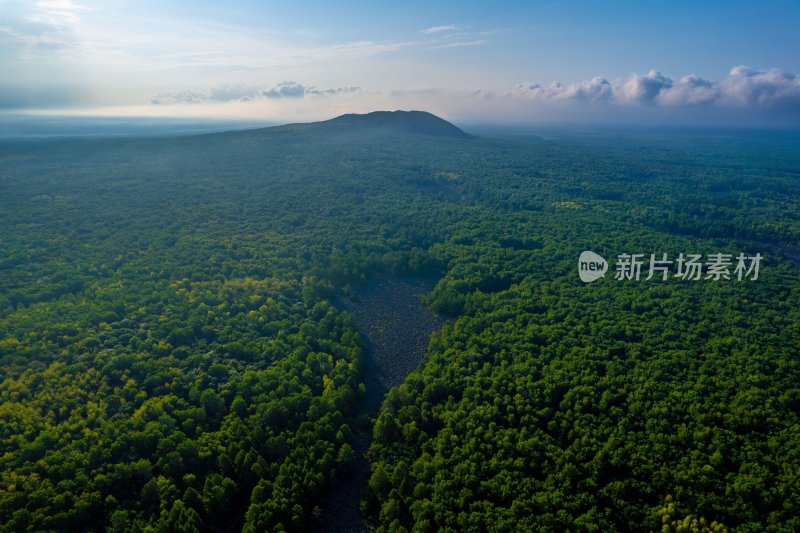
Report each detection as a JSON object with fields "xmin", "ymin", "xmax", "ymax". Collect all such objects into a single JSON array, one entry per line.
[
  {"xmin": 143, "ymin": 66, "xmax": 800, "ymax": 126},
  {"xmin": 150, "ymin": 90, "xmax": 210, "ymax": 105},
  {"xmin": 261, "ymin": 81, "xmax": 360, "ymax": 99},
  {"xmin": 656, "ymin": 75, "xmax": 716, "ymax": 106},
  {"xmin": 513, "ymin": 77, "xmax": 614, "ymax": 103},
  {"xmin": 714, "ymin": 65, "xmax": 800, "ymax": 107},
  {"xmin": 617, "ymin": 69, "xmax": 672, "ymax": 104},
  {"xmin": 262, "ymin": 81, "xmax": 306, "ymax": 99},
  {"xmin": 151, "ymin": 86, "xmax": 260, "ymax": 105},
  {"xmin": 510, "ymin": 66, "xmax": 800, "ymax": 109},
  {"xmin": 151, "ymin": 82, "xmax": 360, "ymax": 105},
  {"xmin": 304, "ymin": 85, "xmax": 361, "ymax": 96}
]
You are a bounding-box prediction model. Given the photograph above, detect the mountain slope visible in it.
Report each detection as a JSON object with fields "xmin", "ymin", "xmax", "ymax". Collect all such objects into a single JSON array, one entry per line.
[{"xmin": 264, "ymin": 110, "xmax": 472, "ymax": 139}]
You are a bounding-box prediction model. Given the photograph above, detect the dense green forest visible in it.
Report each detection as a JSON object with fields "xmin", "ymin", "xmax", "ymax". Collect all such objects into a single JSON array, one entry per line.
[{"xmin": 1, "ymin": 112, "xmax": 799, "ymax": 531}]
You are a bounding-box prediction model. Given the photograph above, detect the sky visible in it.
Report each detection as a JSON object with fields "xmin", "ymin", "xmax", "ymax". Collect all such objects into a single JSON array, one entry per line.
[{"xmin": 2, "ymin": 0, "xmax": 800, "ymax": 125}]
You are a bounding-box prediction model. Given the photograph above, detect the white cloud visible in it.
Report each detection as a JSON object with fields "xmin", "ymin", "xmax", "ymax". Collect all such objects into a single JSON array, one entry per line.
[
  {"xmin": 150, "ymin": 90, "xmax": 212, "ymax": 105},
  {"xmin": 656, "ymin": 75, "xmax": 716, "ymax": 106},
  {"xmin": 421, "ymin": 24, "xmax": 462, "ymax": 34},
  {"xmin": 430, "ymin": 39, "xmax": 487, "ymax": 50},
  {"xmin": 30, "ymin": 0, "xmax": 89, "ymax": 26},
  {"xmin": 140, "ymin": 66, "xmax": 800, "ymax": 128},
  {"xmin": 714, "ymin": 65, "xmax": 800, "ymax": 107},
  {"xmin": 151, "ymin": 81, "xmax": 360, "ymax": 105},
  {"xmin": 262, "ymin": 81, "xmax": 306, "ymax": 99},
  {"xmin": 617, "ymin": 69, "xmax": 673, "ymax": 104},
  {"xmin": 509, "ymin": 66, "xmax": 800, "ymax": 109},
  {"xmin": 513, "ymin": 77, "xmax": 613, "ymax": 103},
  {"xmin": 284, "ymin": 40, "xmax": 420, "ymax": 64},
  {"xmin": 304, "ymin": 85, "xmax": 361, "ymax": 96}
]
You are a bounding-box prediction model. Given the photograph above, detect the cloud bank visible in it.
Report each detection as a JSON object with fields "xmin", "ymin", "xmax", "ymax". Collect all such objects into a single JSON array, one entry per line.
[
  {"xmin": 151, "ymin": 82, "xmax": 360, "ymax": 105},
  {"xmin": 511, "ymin": 66, "xmax": 800, "ymax": 109},
  {"xmin": 140, "ymin": 66, "xmax": 800, "ymax": 126}
]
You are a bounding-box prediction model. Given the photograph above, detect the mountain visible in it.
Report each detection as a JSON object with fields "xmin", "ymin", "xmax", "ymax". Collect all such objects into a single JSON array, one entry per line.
[{"xmin": 265, "ymin": 110, "xmax": 472, "ymax": 139}]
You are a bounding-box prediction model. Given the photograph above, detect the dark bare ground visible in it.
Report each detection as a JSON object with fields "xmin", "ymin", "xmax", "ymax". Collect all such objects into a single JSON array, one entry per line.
[{"xmin": 316, "ymin": 275, "xmax": 445, "ymax": 532}]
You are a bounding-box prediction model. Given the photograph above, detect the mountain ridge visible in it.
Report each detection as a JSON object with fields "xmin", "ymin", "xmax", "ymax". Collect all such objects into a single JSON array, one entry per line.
[{"xmin": 261, "ymin": 110, "xmax": 472, "ymax": 139}]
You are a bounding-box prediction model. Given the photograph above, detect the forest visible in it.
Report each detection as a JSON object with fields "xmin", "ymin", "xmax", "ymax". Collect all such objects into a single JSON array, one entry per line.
[{"xmin": 0, "ymin": 112, "xmax": 799, "ymax": 531}]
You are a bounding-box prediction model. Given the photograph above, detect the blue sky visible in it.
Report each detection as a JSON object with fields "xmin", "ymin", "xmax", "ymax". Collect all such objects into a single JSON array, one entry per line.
[{"xmin": 1, "ymin": 0, "xmax": 799, "ymax": 124}]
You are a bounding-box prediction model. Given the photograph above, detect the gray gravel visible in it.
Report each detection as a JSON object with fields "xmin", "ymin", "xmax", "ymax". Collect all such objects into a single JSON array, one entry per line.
[{"xmin": 317, "ymin": 275, "xmax": 445, "ymax": 532}]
